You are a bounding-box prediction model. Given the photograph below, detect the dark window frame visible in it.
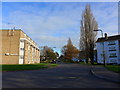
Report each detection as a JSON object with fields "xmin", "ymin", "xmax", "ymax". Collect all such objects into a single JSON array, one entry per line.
[
  {"xmin": 109, "ymin": 56, "xmax": 117, "ymax": 58},
  {"xmin": 109, "ymin": 50, "xmax": 117, "ymax": 51}
]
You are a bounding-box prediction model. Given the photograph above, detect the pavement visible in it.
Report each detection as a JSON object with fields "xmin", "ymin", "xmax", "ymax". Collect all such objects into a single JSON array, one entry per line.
[
  {"xmin": 90, "ymin": 65, "xmax": 120, "ymax": 83},
  {"xmin": 2, "ymin": 64, "xmax": 119, "ymax": 88}
]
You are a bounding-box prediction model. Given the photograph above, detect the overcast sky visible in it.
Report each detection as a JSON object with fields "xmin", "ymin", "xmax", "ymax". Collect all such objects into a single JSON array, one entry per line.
[{"xmin": 2, "ymin": 2, "xmax": 118, "ymax": 54}]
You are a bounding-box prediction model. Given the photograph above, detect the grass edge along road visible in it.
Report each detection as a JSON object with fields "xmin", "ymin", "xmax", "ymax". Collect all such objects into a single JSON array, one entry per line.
[
  {"xmin": 105, "ymin": 65, "xmax": 120, "ymax": 73},
  {"xmin": 72, "ymin": 61, "xmax": 120, "ymax": 73},
  {"xmin": 76, "ymin": 61, "xmax": 120, "ymax": 73},
  {"xmin": 92, "ymin": 62, "xmax": 120, "ymax": 73},
  {"xmin": 0, "ymin": 63, "xmax": 58, "ymax": 72}
]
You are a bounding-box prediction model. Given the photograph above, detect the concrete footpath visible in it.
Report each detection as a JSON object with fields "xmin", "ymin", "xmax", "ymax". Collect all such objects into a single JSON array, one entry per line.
[{"xmin": 90, "ymin": 65, "xmax": 120, "ymax": 83}]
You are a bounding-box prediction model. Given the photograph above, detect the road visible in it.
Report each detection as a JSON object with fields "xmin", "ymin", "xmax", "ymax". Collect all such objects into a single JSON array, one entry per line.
[{"xmin": 2, "ymin": 64, "xmax": 119, "ymax": 88}]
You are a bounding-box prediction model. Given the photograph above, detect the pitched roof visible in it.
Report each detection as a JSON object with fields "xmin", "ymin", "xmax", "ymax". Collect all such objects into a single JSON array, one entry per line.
[{"xmin": 96, "ymin": 34, "xmax": 120, "ymax": 43}]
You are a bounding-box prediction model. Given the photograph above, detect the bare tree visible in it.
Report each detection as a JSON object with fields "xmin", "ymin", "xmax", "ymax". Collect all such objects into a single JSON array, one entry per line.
[{"xmin": 80, "ymin": 4, "xmax": 98, "ymax": 64}]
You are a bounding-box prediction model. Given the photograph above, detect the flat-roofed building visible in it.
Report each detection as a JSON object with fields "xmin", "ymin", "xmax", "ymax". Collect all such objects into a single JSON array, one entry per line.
[{"xmin": 1, "ymin": 29, "xmax": 40, "ymax": 64}]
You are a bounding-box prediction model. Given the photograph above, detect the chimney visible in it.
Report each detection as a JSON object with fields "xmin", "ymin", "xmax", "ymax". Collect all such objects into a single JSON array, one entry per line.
[{"xmin": 104, "ymin": 33, "xmax": 108, "ymax": 40}]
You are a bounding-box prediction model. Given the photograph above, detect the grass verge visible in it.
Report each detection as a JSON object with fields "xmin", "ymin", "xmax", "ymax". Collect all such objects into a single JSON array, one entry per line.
[
  {"xmin": 105, "ymin": 65, "xmax": 120, "ymax": 73},
  {"xmin": 0, "ymin": 63, "xmax": 58, "ymax": 72},
  {"xmin": 79, "ymin": 61, "xmax": 120, "ymax": 73},
  {"xmin": 92, "ymin": 63, "xmax": 120, "ymax": 73}
]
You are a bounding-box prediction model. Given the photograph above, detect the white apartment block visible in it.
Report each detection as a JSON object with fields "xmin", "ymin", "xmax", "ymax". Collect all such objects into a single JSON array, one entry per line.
[{"xmin": 96, "ymin": 35, "xmax": 120, "ymax": 64}]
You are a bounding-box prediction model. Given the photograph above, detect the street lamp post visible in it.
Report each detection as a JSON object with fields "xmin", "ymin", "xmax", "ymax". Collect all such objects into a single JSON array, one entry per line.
[{"xmin": 94, "ymin": 29, "xmax": 106, "ymax": 67}]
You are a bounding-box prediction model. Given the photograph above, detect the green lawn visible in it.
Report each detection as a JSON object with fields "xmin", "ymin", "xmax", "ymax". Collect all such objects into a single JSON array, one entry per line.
[
  {"xmin": 105, "ymin": 65, "xmax": 120, "ymax": 73},
  {"xmin": 0, "ymin": 63, "xmax": 58, "ymax": 72}
]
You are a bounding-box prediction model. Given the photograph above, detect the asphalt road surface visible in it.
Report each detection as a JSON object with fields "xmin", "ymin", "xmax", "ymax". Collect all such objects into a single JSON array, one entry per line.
[{"xmin": 2, "ymin": 64, "xmax": 120, "ymax": 88}]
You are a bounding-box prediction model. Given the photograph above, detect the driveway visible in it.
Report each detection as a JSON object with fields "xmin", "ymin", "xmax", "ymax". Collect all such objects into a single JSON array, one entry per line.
[{"xmin": 2, "ymin": 64, "xmax": 119, "ymax": 88}]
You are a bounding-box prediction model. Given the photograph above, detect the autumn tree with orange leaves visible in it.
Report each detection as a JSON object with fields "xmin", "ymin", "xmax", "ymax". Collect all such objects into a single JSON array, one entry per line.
[{"xmin": 61, "ymin": 38, "xmax": 79, "ymax": 62}]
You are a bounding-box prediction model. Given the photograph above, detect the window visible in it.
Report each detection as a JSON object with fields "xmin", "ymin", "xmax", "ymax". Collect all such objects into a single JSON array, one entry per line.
[
  {"xmin": 110, "ymin": 59, "xmax": 117, "ymax": 63},
  {"xmin": 100, "ymin": 54, "xmax": 104, "ymax": 60},
  {"xmin": 101, "ymin": 54, "xmax": 104, "ymax": 57},
  {"xmin": 24, "ymin": 34, "xmax": 26, "ymax": 37},
  {"xmin": 101, "ymin": 60, "xmax": 104, "ymax": 62},
  {"xmin": 110, "ymin": 53, "xmax": 116, "ymax": 56},
  {"xmin": 28, "ymin": 61, "xmax": 30, "ymax": 64},
  {"xmin": 20, "ymin": 55, "xmax": 24, "ymax": 59},
  {"xmin": 20, "ymin": 39, "xmax": 24, "ymax": 42},
  {"xmin": 20, "ymin": 48, "xmax": 24, "ymax": 51},
  {"xmin": 109, "ymin": 53, "xmax": 117, "ymax": 58},
  {"xmin": 109, "ymin": 47, "xmax": 116, "ymax": 51},
  {"xmin": 108, "ymin": 41, "xmax": 115, "ymax": 45}
]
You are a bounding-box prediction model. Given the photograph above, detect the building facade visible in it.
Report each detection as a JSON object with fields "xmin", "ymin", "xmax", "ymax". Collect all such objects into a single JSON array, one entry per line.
[
  {"xmin": 1, "ymin": 29, "xmax": 40, "ymax": 64},
  {"xmin": 96, "ymin": 35, "xmax": 120, "ymax": 64}
]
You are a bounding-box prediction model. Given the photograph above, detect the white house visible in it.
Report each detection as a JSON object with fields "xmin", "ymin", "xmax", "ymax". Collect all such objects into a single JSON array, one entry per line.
[{"xmin": 96, "ymin": 35, "xmax": 120, "ymax": 64}]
